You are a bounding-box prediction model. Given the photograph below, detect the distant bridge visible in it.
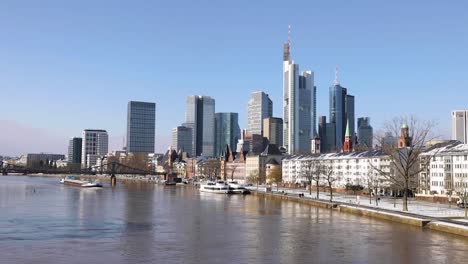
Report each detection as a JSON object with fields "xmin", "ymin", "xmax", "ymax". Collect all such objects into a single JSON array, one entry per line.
[{"xmin": 0, "ymin": 161, "xmax": 166, "ymax": 185}]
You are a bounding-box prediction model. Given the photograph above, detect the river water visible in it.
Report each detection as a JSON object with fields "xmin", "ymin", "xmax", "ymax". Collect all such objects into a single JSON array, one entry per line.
[{"xmin": 1, "ymin": 176, "xmax": 467, "ymax": 264}]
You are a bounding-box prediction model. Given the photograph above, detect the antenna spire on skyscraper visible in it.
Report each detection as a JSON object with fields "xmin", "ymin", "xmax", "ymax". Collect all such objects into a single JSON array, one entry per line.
[
  {"xmin": 288, "ymin": 25, "xmax": 291, "ymax": 46},
  {"xmin": 333, "ymin": 65, "xmax": 340, "ymax": 85}
]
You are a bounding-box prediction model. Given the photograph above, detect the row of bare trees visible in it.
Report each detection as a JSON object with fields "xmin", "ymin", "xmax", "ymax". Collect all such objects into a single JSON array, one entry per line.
[{"xmin": 302, "ymin": 160, "xmax": 337, "ymax": 202}]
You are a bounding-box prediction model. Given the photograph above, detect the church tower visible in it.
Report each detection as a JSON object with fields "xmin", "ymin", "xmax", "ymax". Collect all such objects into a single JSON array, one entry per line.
[{"xmin": 342, "ymin": 120, "xmax": 353, "ymax": 153}]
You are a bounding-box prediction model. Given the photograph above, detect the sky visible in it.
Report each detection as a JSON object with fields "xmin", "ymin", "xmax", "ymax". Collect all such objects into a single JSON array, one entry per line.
[{"xmin": 1, "ymin": 0, "xmax": 468, "ymax": 156}]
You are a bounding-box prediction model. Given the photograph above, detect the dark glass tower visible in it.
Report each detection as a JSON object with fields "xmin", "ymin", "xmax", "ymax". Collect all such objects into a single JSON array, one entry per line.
[
  {"xmin": 126, "ymin": 101, "xmax": 156, "ymax": 153},
  {"xmin": 214, "ymin": 113, "xmax": 240, "ymax": 157}
]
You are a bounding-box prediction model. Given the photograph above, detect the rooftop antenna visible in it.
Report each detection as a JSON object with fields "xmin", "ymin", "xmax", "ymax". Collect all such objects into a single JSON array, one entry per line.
[
  {"xmin": 333, "ymin": 65, "xmax": 339, "ymax": 85},
  {"xmin": 288, "ymin": 25, "xmax": 291, "ymax": 46}
]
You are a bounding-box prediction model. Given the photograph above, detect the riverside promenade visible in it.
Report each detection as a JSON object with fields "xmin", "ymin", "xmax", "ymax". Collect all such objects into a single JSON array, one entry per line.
[{"xmin": 247, "ymin": 185, "xmax": 468, "ymax": 238}]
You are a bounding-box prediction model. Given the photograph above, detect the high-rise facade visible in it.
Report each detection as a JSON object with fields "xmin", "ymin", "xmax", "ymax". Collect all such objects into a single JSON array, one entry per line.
[
  {"xmin": 67, "ymin": 137, "xmax": 82, "ymax": 164},
  {"xmin": 185, "ymin": 96, "xmax": 215, "ymax": 157},
  {"xmin": 318, "ymin": 116, "xmax": 336, "ymax": 153},
  {"xmin": 126, "ymin": 101, "xmax": 156, "ymax": 153},
  {"xmin": 282, "ymin": 33, "xmax": 316, "ymax": 154},
  {"xmin": 247, "ymin": 91, "xmax": 273, "ymax": 135},
  {"xmin": 357, "ymin": 117, "xmax": 373, "ymax": 148},
  {"xmin": 172, "ymin": 126, "xmax": 193, "ymax": 155},
  {"xmin": 329, "ymin": 70, "xmax": 355, "ymax": 151},
  {"xmin": 263, "ymin": 117, "xmax": 283, "ymax": 147},
  {"xmin": 214, "ymin": 113, "xmax": 240, "ymax": 157},
  {"xmin": 81, "ymin": 129, "xmax": 108, "ymax": 168},
  {"xmin": 452, "ymin": 110, "xmax": 468, "ymax": 143}
]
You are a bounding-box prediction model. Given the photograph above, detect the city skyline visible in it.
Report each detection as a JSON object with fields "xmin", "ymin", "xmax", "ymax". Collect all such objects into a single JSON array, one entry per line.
[{"xmin": 1, "ymin": 1, "xmax": 467, "ymax": 155}]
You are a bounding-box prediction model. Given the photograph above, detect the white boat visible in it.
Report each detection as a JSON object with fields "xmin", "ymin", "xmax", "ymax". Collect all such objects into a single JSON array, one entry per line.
[
  {"xmin": 60, "ymin": 176, "xmax": 103, "ymax": 188},
  {"xmin": 199, "ymin": 181, "xmax": 232, "ymax": 194},
  {"xmin": 227, "ymin": 181, "xmax": 251, "ymax": 194}
]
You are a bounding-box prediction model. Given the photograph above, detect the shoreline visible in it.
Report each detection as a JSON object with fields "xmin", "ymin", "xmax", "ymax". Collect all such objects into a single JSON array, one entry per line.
[{"xmin": 252, "ymin": 191, "xmax": 468, "ymax": 238}]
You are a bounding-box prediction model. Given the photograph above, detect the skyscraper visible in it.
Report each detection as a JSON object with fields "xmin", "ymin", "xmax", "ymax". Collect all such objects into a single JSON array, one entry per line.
[
  {"xmin": 329, "ymin": 67, "xmax": 354, "ymax": 150},
  {"xmin": 126, "ymin": 101, "xmax": 156, "ymax": 153},
  {"xmin": 67, "ymin": 137, "xmax": 82, "ymax": 164},
  {"xmin": 185, "ymin": 96, "xmax": 215, "ymax": 157},
  {"xmin": 263, "ymin": 117, "xmax": 283, "ymax": 147},
  {"xmin": 357, "ymin": 117, "xmax": 373, "ymax": 148},
  {"xmin": 452, "ymin": 110, "xmax": 468, "ymax": 143},
  {"xmin": 172, "ymin": 126, "xmax": 193, "ymax": 155},
  {"xmin": 214, "ymin": 113, "xmax": 240, "ymax": 157},
  {"xmin": 247, "ymin": 91, "xmax": 272, "ymax": 135},
  {"xmin": 81, "ymin": 129, "xmax": 108, "ymax": 168},
  {"xmin": 282, "ymin": 27, "xmax": 316, "ymax": 154},
  {"xmin": 318, "ymin": 116, "xmax": 336, "ymax": 153}
]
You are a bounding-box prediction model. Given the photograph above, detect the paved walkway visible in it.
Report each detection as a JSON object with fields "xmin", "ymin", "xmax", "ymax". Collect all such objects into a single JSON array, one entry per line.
[{"xmin": 248, "ymin": 186, "xmax": 468, "ymax": 220}]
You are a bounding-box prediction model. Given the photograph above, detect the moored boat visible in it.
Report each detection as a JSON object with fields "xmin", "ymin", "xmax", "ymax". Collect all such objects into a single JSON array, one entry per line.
[
  {"xmin": 227, "ymin": 181, "xmax": 251, "ymax": 194},
  {"xmin": 60, "ymin": 176, "xmax": 103, "ymax": 188},
  {"xmin": 199, "ymin": 181, "xmax": 232, "ymax": 194}
]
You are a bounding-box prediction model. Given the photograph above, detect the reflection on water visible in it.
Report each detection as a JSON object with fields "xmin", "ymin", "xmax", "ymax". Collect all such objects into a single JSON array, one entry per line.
[{"xmin": 0, "ymin": 176, "xmax": 467, "ymax": 264}]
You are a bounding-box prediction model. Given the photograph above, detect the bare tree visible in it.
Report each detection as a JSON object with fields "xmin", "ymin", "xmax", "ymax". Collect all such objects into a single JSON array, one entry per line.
[
  {"xmin": 267, "ymin": 166, "xmax": 282, "ymax": 191},
  {"xmin": 373, "ymin": 116, "xmax": 436, "ymax": 211},
  {"xmin": 303, "ymin": 159, "xmax": 322, "ymax": 197},
  {"xmin": 199, "ymin": 159, "xmax": 221, "ymax": 181},
  {"xmin": 247, "ymin": 170, "xmax": 260, "ymax": 190},
  {"xmin": 228, "ymin": 162, "xmax": 240, "ymax": 182},
  {"xmin": 322, "ymin": 163, "xmax": 337, "ymax": 202},
  {"xmin": 454, "ymin": 177, "xmax": 468, "ymax": 219}
]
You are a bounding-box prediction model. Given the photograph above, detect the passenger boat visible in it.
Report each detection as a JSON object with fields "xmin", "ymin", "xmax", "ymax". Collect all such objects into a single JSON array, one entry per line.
[
  {"xmin": 199, "ymin": 181, "xmax": 232, "ymax": 194},
  {"xmin": 60, "ymin": 175, "xmax": 103, "ymax": 188},
  {"xmin": 227, "ymin": 181, "xmax": 251, "ymax": 194}
]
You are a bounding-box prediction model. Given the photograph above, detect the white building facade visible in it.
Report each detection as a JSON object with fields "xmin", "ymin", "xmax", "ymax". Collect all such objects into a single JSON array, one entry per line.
[
  {"xmin": 282, "ymin": 151, "xmax": 391, "ymax": 189},
  {"xmin": 247, "ymin": 91, "xmax": 272, "ymax": 135},
  {"xmin": 420, "ymin": 142, "xmax": 468, "ymax": 195}
]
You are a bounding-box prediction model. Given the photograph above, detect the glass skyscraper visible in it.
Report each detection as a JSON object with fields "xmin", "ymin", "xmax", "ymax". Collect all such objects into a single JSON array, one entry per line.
[
  {"xmin": 329, "ymin": 75, "xmax": 355, "ymax": 151},
  {"xmin": 282, "ymin": 36, "xmax": 316, "ymax": 154},
  {"xmin": 357, "ymin": 117, "xmax": 373, "ymax": 148},
  {"xmin": 214, "ymin": 112, "xmax": 240, "ymax": 157},
  {"xmin": 247, "ymin": 91, "xmax": 272, "ymax": 135},
  {"xmin": 126, "ymin": 101, "xmax": 156, "ymax": 153},
  {"xmin": 67, "ymin": 137, "xmax": 82, "ymax": 164},
  {"xmin": 185, "ymin": 96, "xmax": 215, "ymax": 157}
]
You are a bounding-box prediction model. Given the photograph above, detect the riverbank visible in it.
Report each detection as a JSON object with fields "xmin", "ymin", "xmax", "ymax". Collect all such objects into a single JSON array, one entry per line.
[{"xmin": 252, "ymin": 191, "xmax": 468, "ymax": 238}]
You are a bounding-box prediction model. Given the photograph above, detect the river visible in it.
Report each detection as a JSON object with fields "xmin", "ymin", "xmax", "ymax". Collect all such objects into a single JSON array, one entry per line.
[{"xmin": 1, "ymin": 175, "xmax": 467, "ymax": 264}]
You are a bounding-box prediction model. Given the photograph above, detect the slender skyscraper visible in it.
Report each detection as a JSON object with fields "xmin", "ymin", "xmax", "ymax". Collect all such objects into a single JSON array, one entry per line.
[
  {"xmin": 67, "ymin": 137, "xmax": 82, "ymax": 164},
  {"xmin": 185, "ymin": 96, "xmax": 215, "ymax": 157},
  {"xmin": 329, "ymin": 67, "xmax": 354, "ymax": 150},
  {"xmin": 452, "ymin": 110, "xmax": 468, "ymax": 143},
  {"xmin": 126, "ymin": 101, "xmax": 156, "ymax": 153},
  {"xmin": 282, "ymin": 26, "xmax": 315, "ymax": 154},
  {"xmin": 214, "ymin": 113, "xmax": 240, "ymax": 157},
  {"xmin": 247, "ymin": 91, "xmax": 272, "ymax": 135}
]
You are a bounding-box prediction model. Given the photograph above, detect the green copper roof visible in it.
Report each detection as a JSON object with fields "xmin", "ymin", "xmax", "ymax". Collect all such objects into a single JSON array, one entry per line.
[{"xmin": 345, "ymin": 120, "xmax": 351, "ymax": 137}]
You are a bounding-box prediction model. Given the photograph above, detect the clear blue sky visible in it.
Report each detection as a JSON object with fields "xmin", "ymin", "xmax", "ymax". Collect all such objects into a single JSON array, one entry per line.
[{"xmin": 1, "ymin": 0, "xmax": 467, "ymax": 156}]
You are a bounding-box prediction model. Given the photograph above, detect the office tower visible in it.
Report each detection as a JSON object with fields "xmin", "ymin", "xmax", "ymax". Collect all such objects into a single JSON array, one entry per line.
[
  {"xmin": 247, "ymin": 91, "xmax": 273, "ymax": 135},
  {"xmin": 263, "ymin": 117, "xmax": 283, "ymax": 146},
  {"xmin": 215, "ymin": 113, "xmax": 240, "ymax": 157},
  {"xmin": 452, "ymin": 110, "xmax": 468, "ymax": 143},
  {"xmin": 357, "ymin": 117, "xmax": 373, "ymax": 148},
  {"xmin": 81, "ymin": 129, "xmax": 108, "ymax": 168},
  {"xmin": 318, "ymin": 116, "xmax": 336, "ymax": 153},
  {"xmin": 185, "ymin": 96, "xmax": 215, "ymax": 157},
  {"xmin": 172, "ymin": 126, "xmax": 193, "ymax": 155},
  {"xmin": 126, "ymin": 101, "xmax": 156, "ymax": 153},
  {"xmin": 67, "ymin": 137, "xmax": 82, "ymax": 164},
  {"xmin": 329, "ymin": 67, "xmax": 354, "ymax": 150},
  {"xmin": 282, "ymin": 27, "xmax": 316, "ymax": 154}
]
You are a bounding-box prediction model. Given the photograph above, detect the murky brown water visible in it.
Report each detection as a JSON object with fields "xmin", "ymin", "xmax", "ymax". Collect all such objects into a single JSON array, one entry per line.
[{"xmin": 1, "ymin": 175, "xmax": 467, "ymax": 264}]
